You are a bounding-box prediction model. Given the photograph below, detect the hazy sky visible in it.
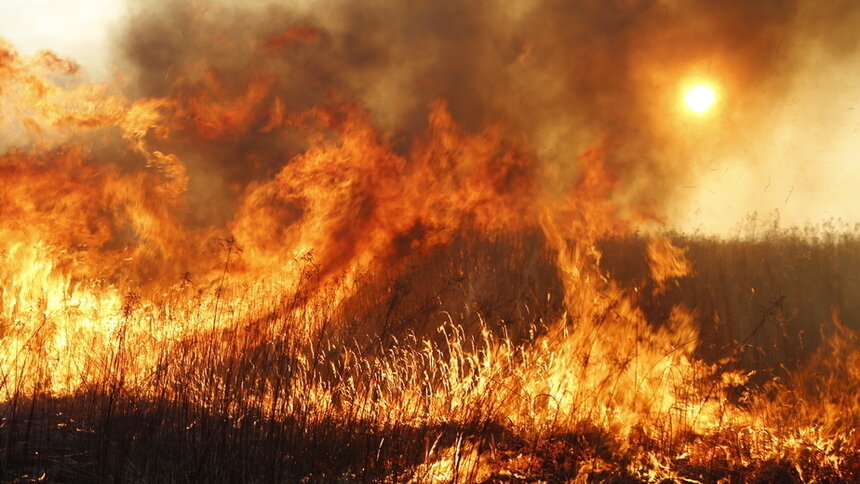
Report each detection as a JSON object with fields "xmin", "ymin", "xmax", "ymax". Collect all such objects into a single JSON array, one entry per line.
[
  {"xmin": 674, "ymin": 48, "xmax": 860, "ymax": 235},
  {"xmin": 1, "ymin": 0, "xmax": 859, "ymax": 236},
  {"xmin": 0, "ymin": 0, "xmax": 125, "ymax": 79}
]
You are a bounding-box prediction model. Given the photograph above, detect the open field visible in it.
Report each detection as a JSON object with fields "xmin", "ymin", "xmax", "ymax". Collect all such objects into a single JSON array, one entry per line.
[
  {"xmin": 2, "ymin": 230, "xmax": 858, "ymax": 483},
  {"xmin": 3, "ymin": 2, "xmax": 860, "ymax": 481}
]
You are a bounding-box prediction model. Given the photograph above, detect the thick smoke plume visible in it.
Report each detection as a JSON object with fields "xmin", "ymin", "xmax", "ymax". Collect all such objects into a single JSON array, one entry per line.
[
  {"xmin": 3, "ymin": 0, "xmax": 860, "ymax": 291},
  {"xmin": 117, "ymin": 0, "xmax": 860, "ymax": 227}
]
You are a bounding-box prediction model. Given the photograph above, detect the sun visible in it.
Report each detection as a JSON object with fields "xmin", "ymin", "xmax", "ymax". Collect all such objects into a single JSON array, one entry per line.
[{"xmin": 684, "ymin": 85, "xmax": 717, "ymax": 114}]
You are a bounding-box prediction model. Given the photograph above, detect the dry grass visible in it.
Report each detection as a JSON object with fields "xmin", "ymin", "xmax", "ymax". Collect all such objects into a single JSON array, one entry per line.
[{"xmin": 1, "ymin": 229, "xmax": 859, "ymax": 483}]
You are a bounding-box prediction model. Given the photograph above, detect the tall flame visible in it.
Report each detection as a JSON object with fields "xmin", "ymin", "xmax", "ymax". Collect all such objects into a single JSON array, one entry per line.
[{"xmin": 0, "ymin": 3, "xmax": 859, "ymax": 479}]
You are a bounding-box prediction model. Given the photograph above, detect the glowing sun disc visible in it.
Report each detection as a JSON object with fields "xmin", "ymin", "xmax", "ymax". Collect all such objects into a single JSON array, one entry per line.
[{"xmin": 685, "ymin": 85, "xmax": 716, "ymax": 113}]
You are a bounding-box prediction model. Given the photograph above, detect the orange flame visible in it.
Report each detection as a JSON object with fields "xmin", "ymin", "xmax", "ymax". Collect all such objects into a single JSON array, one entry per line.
[{"xmin": 0, "ymin": 33, "xmax": 857, "ymax": 482}]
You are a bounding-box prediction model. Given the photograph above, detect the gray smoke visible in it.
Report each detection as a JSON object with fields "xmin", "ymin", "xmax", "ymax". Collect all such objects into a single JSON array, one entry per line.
[{"xmin": 116, "ymin": 0, "xmax": 860, "ymax": 228}]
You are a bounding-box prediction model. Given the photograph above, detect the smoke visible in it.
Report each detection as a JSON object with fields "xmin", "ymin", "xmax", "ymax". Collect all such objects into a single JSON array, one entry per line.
[
  {"xmin": 113, "ymin": 0, "xmax": 860, "ymax": 235},
  {"xmin": 3, "ymin": 0, "xmax": 859, "ymax": 289}
]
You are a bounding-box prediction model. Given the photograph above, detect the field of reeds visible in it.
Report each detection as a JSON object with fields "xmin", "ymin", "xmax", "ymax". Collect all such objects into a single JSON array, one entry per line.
[
  {"xmin": 2, "ymin": 226, "xmax": 859, "ymax": 483},
  {"xmin": 6, "ymin": 1, "xmax": 860, "ymax": 480}
]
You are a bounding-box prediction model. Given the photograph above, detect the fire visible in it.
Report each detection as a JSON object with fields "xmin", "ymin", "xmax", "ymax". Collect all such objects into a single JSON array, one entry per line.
[
  {"xmin": 684, "ymin": 84, "xmax": 717, "ymax": 114},
  {"xmin": 647, "ymin": 237, "xmax": 693, "ymax": 294},
  {"xmin": 0, "ymin": 6, "xmax": 858, "ymax": 480}
]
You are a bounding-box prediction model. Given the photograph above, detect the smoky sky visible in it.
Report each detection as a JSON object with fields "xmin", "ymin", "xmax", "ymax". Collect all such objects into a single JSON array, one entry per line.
[{"xmin": 116, "ymin": 0, "xmax": 860, "ymax": 227}]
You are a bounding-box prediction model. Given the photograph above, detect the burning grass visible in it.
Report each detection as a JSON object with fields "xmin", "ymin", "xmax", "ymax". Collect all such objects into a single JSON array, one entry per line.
[
  {"xmin": 2, "ymin": 232, "xmax": 859, "ymax": 483},
  {"xmin": 1, "ymin": 22, "xmax": 859, "ymax": 482}
]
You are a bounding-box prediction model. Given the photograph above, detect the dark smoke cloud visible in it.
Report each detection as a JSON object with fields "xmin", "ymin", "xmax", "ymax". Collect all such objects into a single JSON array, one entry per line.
[{"xmin": 116, "ymin": 0, "xmax": 860, "ymax": 228}]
